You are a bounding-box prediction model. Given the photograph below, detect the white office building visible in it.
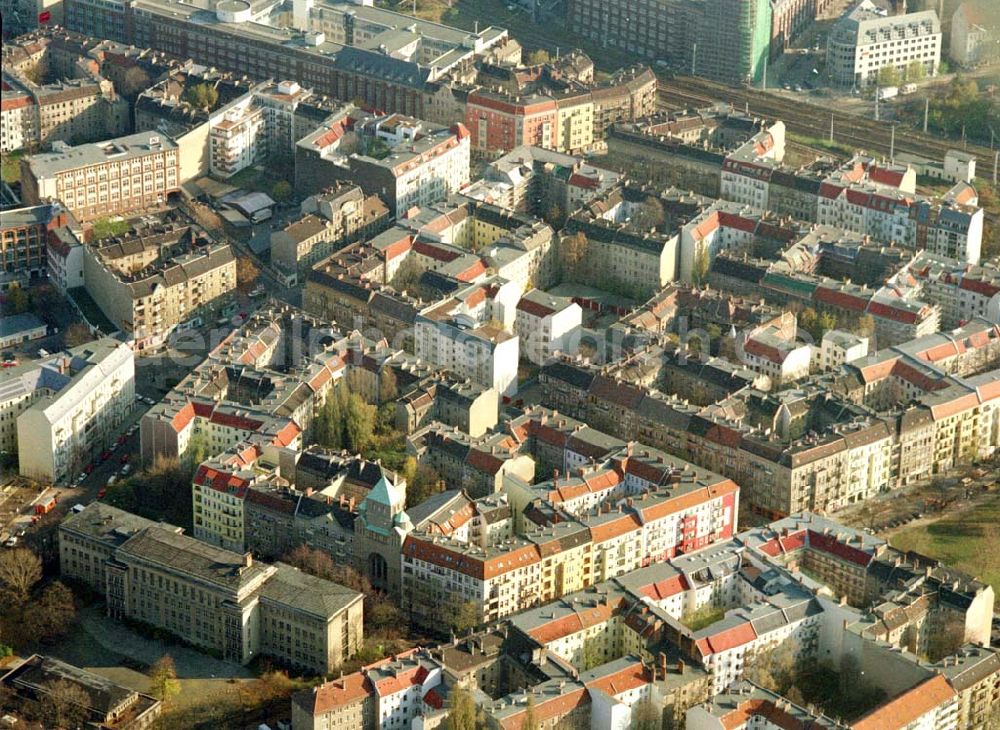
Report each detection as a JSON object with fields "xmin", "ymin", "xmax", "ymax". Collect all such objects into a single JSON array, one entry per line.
[{"xmin": 828, "ymin": 1, "xmax": 941, "ymax": 87}]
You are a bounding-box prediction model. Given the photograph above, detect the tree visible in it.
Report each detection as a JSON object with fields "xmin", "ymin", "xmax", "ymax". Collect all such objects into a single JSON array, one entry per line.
[
  {"xmin": 182, "ymin": 82, "xmax": 218, "ymax": 110},
  {"xmin": 523, "ymin": 694, "xmax": 539, "ymax": 730},
  {"xmin": 5, "ymin": 285, "xmax": 28, "ymax": 315},
  {"xmin": 745, "ymin": 642, "xmax": 799, "ymax": 695},
  {"xmin": 148, "ymin": 655, "xmax": 180, "ymax": 701},
  {"xmin": 283, "ymin": 544, "xmax": 336, "ymax": 581},
  {"xmin": 0, "ymin": 547, "xmax": 42, "ymax": 607},
  {"xmin": 525, "ymin": 49, "xmax": 551, "ymax": 65},
  {"xmin": 236, "ymin": 256, "xmax": 260, "ymax": 293},
  {"xmin": 561, "ymin": 231, "xmax": 589, "ymax": 275},
  {"xmin": 345, "ymin": 394, "xmax": 377, "ymax": 452},
  {"xmin": 877, "ymin": 65, "xmax": 901, "ymax": 87},
  {"xmin": 63, "ymin": 323, "xmax": 92, "ymax": 348},
  {"xmin": 905, "ymin": 60, "xmax": 926, "ymax": 82},
  {"xmin": 27, "ymin": 581, "xmax": 76, "ymax": 643},
  {"xmin": 692, "ymin": 244, "xmax": 710, "ymax": 286},
  {"xmin": 445, "ymin": 687, "xmax": 481, "ymax": 730},
  {"xmin": 118, "ymin": 66, "xmax": 151, "ymax": 98},
  {"xmin": 633, "ymin": 698, "xmax": 662, "ymax": 730},
  {"xmin": 633, "ymin": 196, "xmax": 665, "ymax": 232},
  {"xmin": 271, "ymin": 180, "xmax": 293, "ymax": 203},
  {"xmin": 378, "ymin": 366, "xmax": 398, "ymax": 404},
  {"xmin": 406, "ymin": 464, "xmax": 445, "ymax": 508},
  {"xmin": 447, "ymin": 599, "xmax": 479, "ymax": 634},
  {"xmin": 854, "ymin": 314, "xmax": 875, "ymax": 338},
  {"xmin": 36, "ymin": 679, "xmax": 91, "ymax": 729},
  {"xmin": 581, "ymin": 638, "xmax": 604, "ymax": 670},
  {"xmin": 544, "ymin": 205, "xmax": 563, "ymax": 227},
  {"xmin": 926, "ymin": 614, "xmax": 966, "ymax": 662}
]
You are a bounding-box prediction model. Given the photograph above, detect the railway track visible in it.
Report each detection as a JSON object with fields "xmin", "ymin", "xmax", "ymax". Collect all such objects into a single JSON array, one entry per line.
[{"xmin": 657, "ymin": 77, "xmax": 996, "ymax": 165}]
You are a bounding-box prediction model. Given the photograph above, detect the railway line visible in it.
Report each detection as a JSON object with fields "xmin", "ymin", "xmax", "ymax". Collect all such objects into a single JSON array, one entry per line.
[{"xmin": 657, "ymin": 77, "xmax": 996, "ymax": 166}]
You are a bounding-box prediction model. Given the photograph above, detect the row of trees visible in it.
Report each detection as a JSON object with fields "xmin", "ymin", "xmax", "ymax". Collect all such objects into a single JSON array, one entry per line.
[
  {"xmin": 0, "ymin": 547, "xmax": 76, "ymax": 652},
  {"xmin": 876, "ymin": 60, "xmax": 927, "ymax": 88}
]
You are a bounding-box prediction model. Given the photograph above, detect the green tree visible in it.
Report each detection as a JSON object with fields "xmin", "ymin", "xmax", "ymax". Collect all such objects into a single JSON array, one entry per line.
[
  {"xmin": 271, "ymin": 180, "xmax": 293, "ymax": 203},
  {"xmin": 581, "ymin": 638, "xmax": 604, "ymax": 670},
  {"xmin": 526, "ymin": 49, "xmax": 551, "ymax": 65},
  {"xmin": 406, "ymin": 464, "xmax": 445, "ymax": 508},
  {"xmin": 445, "ymin": 686, "xmax": 482, "ymax": 730},
  {"xmin": 378, "ymin": 366, "xmax": 398, "ymax": 404},
  {"xmin": 447, "ymin": 599, "xmax": 479, "ymax": 634},
  {"xmin": 182, "ymin": 82, "xmax": 218, "ymax": 110},
  {"xmin": 905, "ymin": 60, "xmax": 926, "ymax": 82},
  {"xmin": 148, "ymin": 655, "xmax": 180, "ymax": 701},
  {"xmin": 345, "ymin": 393, "xmax": 377, "ymax": 452},
  {"xmin": 561, "ymin": 231, "xmax": 589, "ymax": 275},
  {"xmin": 692, "ymin": 244, "xmax": 710, "ymax": 286},
  {"xmin": 877, "ymin": 65, "xmax": 901, "ymax": 87},
  {"xmin": 6, "ymin": 285, "xmax": 29, "ymax": 315}
]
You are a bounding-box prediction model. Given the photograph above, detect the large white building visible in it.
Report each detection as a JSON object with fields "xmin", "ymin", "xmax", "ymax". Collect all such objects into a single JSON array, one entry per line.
[
  {"xmin": 514, "ymin": 289, "xmax": 582, "ymax": 364},
  {"xmin": 4, "ymin": 338, "xmax": 135, "ymax": 483},
  {"xmin": 414, "ymin": 284, "xmax": 521, "ymax": 396},
  {"xmin": 828, "ymin": 1, "xmax": 941, "ymax": 87}
]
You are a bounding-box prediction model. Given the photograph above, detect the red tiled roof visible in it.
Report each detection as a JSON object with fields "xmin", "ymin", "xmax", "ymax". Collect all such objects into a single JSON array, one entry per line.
[
  {"xmin": 853, "ymin": 675, "xmax": 955, "ymax": 730},
  {"xmin": 584, "ymin": 660, "xmax": 652, "ymax": 698},
  {"xmin": 527, "ymin": 600, "xmax": 621, "ymax": 644},
  {"xmin": 307, "ymin": 673, "xmax": 373, "ymax": 714},
  {"xmin": 694, "ymin": 622, "xmax": 756, "ymax": 657}
]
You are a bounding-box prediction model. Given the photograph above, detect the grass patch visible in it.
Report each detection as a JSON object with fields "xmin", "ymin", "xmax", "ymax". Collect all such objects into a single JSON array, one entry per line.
[
  {"xmin": 1, "ymin": 151, "xmax": 23, "ymax": 185},
  {"xmin": 891, "ymin": 491, "xmax": 1000, "ymax": 594},
  {"xmin": 787, "ymin": 132, "xmax": 853, "ymax": 158},
  {"xmin": 91, "ymin": 217, "xmax": 130, "ymax": 241},
  {"xmin": 680, "ymin": 604, "xmax": 726, "ymax": 631}
]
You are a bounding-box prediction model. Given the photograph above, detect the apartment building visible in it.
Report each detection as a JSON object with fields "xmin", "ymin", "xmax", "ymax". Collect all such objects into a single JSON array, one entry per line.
[
  {"xmin": 0, "ymin": 71, "xmax": 130, "ymax": 153},
  {"xmin": 81, "ymin": 223, "xmax": 236, "ymax": 351},
  {"xmin": 828, "ymin": 1, "xmax": 941, "ymax": 87},
  {"xmin": 60, "ymin": 503, "xmax": 363, "ymax": 675},
  {"xmin": 414, "ymin": 292, "xmax": 521, "ymax": 397},
  {"xmin": 905, "ymin": 250, "xmax": 1000, "ymax": 329},
  {"xmin": 814, "ymin": 329, "xmax": 870, "ymax": 370},
  {"xmin": 21, "ymin": 131, "xmax": 180, "ymax": 221},
  {"xmin": 514, "ymin": 289, "xmax": 582, "ymax": 364},
  {"xmin": 0, "ymin": 202, "xmax": 75, "ymax": 280},
  {"xmin": 1, "ymin": 84, "xmax": 36, "ymax": 154},
  {"xmin": 6, "ymin": 338, "xmax": 134, "ymax": 484},
  {"xmin": 740, "ymin": 326, "xmax": 812, "ymax": 385},
  {"xmin": 950, "ymin": 1, "xmax": 1000, "ymax": 66},
  {"xmin": 271, "ymin": 184, "xmax": 390, "ymax": 277}
]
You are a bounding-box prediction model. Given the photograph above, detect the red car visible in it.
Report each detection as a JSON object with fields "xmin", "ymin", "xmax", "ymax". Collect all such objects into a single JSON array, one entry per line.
[
  {"xmin": 97, "ymin": 488, "xmax": 107, "ymax": 499},
  {"xmin": 117, "ymin": 435, "xmax": 126, "ymax": 445},
  {"xmin": 100, "ymin": 450, "xmax": 111, "ymax": 462},
  {"xmin": 84, "ymin": 464, "xmax": 95, "ymax": 475},
  {"xmin": 119, "ymin": 453, "xmax": 130, "ymax": 464}
]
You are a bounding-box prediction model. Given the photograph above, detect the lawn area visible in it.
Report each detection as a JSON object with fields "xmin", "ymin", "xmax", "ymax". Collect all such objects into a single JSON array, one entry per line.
[
  {"xmin": 91, "ymin": 216, "xmax": 131, "ymax": 240},
  {"xmin": 787, "ymin": 132, "xmax": 853, "ymax": 158},
  {"xmin": 891, "ymin": 492, "xmax": 1000, "ymax": 593},
  {"xmin": 1, "ymin": 151, "xmax": 23, "ymax": 184},
  {"xmin": 680, "ymin": 605, "xmax": 726, "ymax": 631}
]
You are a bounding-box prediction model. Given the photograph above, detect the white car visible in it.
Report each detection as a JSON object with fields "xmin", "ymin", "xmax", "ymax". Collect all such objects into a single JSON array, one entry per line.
[{"xmin": 3, "ymin": 537, "xmax": 17, "ymax": 548}]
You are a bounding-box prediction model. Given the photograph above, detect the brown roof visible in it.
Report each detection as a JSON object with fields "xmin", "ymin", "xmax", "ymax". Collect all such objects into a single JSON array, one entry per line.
[{"xmin": 852, "ymin": 675, "xmax": 955, "ymax": 730}]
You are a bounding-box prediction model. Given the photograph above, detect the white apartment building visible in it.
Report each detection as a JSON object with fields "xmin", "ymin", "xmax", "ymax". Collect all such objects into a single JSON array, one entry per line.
[
  {"xmin": 0, "ymin": 89, "xmax": 35, "ymax": 153},
  {"xmin": 21, "ymin": 131, "xmax": 180, "ymax": 222},
  {"xmin": 814, "ymin": 329, "xmax": 870, "ymax": 370},
  {"xmin": 414, "ymin": 290, "xmax": 520, "ymax": 396},
  {"xmin": 210, "ymin": 103, "xmax": 266, "ymax": 178},
  {"xmin": 828, "ymin": 1, "xmax": 941, "ymax": 87},
  {"xmin": 514, "ymin": 289, "xmax": 582, "ymax": 364},
  {"xmin": 11, "ymin": 338, "xmax": 134, "ymax": 483},
  {"xmin": 740, "ymin": 327, "xmax": 813, "ymax": 386}
]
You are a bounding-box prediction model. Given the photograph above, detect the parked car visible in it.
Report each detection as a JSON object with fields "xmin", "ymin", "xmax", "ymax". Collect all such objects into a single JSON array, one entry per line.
[
  {"xmin": 121, "ymin": 464, "xmax": 132, "ymax": 476},
  {"xmin": 119, "ymin": 453, "xmax": 130, "ymax": 464},
  {"xmin": 97, "ymin": 488, "xmax": 107, "ymax": 499},
  {"xmin": 4, "ymin": 537, "xmax": 17, "ymax": 548}
]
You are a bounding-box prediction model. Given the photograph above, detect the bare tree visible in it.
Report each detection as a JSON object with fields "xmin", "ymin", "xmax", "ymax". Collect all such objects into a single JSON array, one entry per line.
[
  {"xmin": 0, "ymin": 547, "xmax": 42, "ymax": 607},
  {"xmin": 36, "ymin": 679, "xmax": 91, "ymax": 729}
]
